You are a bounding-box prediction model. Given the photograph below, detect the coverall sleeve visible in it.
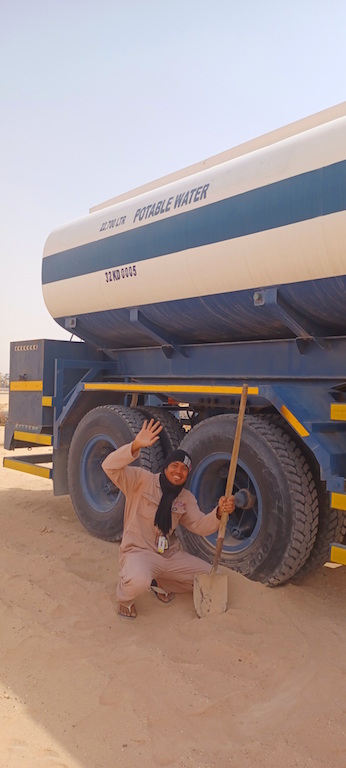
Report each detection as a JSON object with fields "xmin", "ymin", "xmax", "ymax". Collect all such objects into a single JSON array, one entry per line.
[
  {"xmin": 101, "ymin": 442, "xmax": 143, "ymax": 496},
  {"xmin": 180, "ymin": 491, "xmax": 220, "ymax": 536}
]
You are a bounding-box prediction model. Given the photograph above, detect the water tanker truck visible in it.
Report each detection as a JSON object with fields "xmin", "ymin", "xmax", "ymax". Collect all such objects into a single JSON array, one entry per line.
[{"xmin": 4, "ymin": 103, "xmax": 346, "ymax": 584}]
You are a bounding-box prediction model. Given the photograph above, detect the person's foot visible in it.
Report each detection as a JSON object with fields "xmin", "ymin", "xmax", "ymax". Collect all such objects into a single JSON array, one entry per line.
[
  {"xmin": 117, "ymin": 603, "xmax": 137, "ymax": 619},
  {"xmin": 151, "ymin": 579, "xmax": 175, "ymax": 603}
]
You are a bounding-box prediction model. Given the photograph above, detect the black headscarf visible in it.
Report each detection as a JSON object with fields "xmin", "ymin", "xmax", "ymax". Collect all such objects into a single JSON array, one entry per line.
[{"xmin": 154, "ymin": 450, "xmax": 192, "ymax": 536}]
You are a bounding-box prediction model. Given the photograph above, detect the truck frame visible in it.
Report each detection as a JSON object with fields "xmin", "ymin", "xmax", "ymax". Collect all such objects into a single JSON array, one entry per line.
[{"xmin": 4, "ymin": 326, "xmax": 346, "ymax": 585}]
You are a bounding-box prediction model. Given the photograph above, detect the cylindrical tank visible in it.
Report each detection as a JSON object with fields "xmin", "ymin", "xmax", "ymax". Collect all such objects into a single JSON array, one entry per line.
[{"xmin": 42, "ymin": 112, "xmax": 346, "ymax": 349}]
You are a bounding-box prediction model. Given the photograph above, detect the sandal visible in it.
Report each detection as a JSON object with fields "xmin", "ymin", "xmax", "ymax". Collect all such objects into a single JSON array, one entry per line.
[
  {"xmin": 117, "ymin": 603, "xmax": 137, "ymax": 619},
  {"xmin": 151, "ymin": 579, "xmax": 175, "ymax": 604}
]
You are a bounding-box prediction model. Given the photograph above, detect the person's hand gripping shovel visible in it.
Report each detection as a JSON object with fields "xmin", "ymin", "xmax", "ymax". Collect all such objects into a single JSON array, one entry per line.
[{"xmin": 193, "ymin": 384, "xmax": 248, "ymax": 618}]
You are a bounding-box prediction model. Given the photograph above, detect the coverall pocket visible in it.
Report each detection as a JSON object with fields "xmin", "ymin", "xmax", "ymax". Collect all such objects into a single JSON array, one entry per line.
[{"xmin": 140, "ymin": 492, "xmax": 159, "ymax": 520}]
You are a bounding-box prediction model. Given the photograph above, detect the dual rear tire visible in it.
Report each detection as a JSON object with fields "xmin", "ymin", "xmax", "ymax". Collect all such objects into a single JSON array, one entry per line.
[{"xmin": 67, "ymin": 405, "xmax": 343, "ymax": 585}]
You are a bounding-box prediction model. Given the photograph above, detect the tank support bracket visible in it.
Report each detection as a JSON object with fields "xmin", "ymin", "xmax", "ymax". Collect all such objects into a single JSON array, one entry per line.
[
  {"xmin": 253, "ymin": 288, "xmax": 327, "ymax": 348},
  {"xmin": 129, "ymin": 308, "xmax": 187, "ymax": 358}
]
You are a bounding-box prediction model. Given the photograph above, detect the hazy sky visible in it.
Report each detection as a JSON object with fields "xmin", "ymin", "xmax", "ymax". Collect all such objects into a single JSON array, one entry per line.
[{"xmin": 1, "ymin": 0, "xmax": 345, "ymax": 373}]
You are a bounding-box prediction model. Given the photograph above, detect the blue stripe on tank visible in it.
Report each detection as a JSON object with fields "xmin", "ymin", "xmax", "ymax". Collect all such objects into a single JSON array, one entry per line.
[{"xmin": 42, "ymin": 160, "xmax": 346, "ymax": 285}]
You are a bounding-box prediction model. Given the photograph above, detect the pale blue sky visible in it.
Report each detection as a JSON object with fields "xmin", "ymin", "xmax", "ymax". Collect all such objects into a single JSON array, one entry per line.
[{"xmin": 1, "ymin": 0, "xmax": 345, "ymax": 372}]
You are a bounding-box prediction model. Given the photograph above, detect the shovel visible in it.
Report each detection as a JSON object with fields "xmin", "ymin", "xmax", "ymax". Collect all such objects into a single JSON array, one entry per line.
[{"xmin": 193, "ymin": 384, "xmax": 248, "ymax": 618}]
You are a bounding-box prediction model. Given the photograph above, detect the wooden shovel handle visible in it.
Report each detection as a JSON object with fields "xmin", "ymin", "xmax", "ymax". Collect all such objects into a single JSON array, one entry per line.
[{"xmin": 211, "ymin": 384, "xmax": 248, "ymax": 573}]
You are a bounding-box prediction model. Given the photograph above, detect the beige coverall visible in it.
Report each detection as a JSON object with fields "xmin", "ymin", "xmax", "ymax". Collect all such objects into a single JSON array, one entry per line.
[{"xmin": 102, "ymin": 443, "xmax": 220, "ymax": 604}]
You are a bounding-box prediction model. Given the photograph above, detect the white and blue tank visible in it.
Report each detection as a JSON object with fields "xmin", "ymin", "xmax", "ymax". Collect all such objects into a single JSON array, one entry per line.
[{"xmin": 42, "ymin": 104, "xmax": 346, "ymax": 349}]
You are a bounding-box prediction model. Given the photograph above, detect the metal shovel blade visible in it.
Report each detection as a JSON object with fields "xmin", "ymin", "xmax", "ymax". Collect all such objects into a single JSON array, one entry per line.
[{"xmin": 193, "ymin": 572, "xmax": 229, "ymax": 618}]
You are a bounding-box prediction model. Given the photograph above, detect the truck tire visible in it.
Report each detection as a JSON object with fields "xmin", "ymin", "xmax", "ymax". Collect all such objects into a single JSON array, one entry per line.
[
  {"xmin": 67, "ymin": 405, "xmax": 164, "ymax": 540},
  {"xmin": 178, "ymin": 414, "xmax": 319, "ymax": 585},
  {"xmin": 137, "ymin": 407, "xmax": 185, "ymax": 456},
  {"xmin": 292, "ymin": 499, "xmax": 346, "ymax": 580},
  {"xmin": 264, "ymin": 413, "xmax": 346, "ymax": 579}
]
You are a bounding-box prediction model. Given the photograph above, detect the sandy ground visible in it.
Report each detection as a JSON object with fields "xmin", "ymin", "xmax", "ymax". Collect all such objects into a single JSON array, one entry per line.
[{"xmin": 1, "ymin": 420, "xmax": 346, "ymax": 768}]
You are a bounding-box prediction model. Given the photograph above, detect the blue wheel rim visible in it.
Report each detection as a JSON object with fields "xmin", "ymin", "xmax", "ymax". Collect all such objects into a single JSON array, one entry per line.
[
  {"xmin": 189, "ymin": 451, "xmax": 261, "ymax": 553},
  {"xmin": 80, "ymin": 434, "xmax": 122, "ymax": 514}
]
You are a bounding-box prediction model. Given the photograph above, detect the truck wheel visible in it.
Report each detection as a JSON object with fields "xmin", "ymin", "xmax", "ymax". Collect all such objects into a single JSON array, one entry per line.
[
  {"xmin": 67, "ymin": 405, "xmax": 164, "ymax": 540},
  {"xmin": 138, "ymin": 407, "xmax": 185, "ymax": 455},
  {"xmin": 264, "ymin": 413, "xmax": 346, "ymax": 579},
  {"xmin": 293, "ymin": 499, "xmax": 346, "ymax": 580},
  {"xmin": 178, "ymin": 414, "xmax": 319, "ymax": 585}
]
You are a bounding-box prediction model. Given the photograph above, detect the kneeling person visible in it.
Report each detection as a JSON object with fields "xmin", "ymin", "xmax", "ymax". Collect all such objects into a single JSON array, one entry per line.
[{"xmin": 102, "ymin": 419, "xmax": 235, "ymax": 619}]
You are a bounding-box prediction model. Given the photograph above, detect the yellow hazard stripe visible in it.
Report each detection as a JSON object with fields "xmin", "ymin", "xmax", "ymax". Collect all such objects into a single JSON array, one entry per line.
[
  {"xmin": 330, "ymin": 403, "xmax": 346, "ymax": 421},
  {"xmin": 330, "ymin": 544, "xmax": 346, "ymax": 566},
  {"xmin": 280, "ymin": 405, "xmax": 309, "ymax": 437},
  {"xmin": 3, "ymin": 457, "xmax": 52, "ymax": 479},
  {"xmin": 331, "ymin": 492, "xmax": 346, "ymax": 511},
  {"xmin": 13, "ymin": 430, "xmax": 53, "ymax": 446},
  {"xmin": 9, "ymin": 382, "xmax": 53, "ymax": 405},
  {"xmin": 10, "ymin": 380, "xmax": 43, "ymax": 391},
  {"xmin": 84, "ymin": 383, "xmax": 259, "ymax": 395}
]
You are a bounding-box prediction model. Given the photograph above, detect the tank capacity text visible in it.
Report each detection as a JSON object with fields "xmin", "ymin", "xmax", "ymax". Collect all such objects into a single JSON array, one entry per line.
[
  {"xmin": 133, "ymin": 183, "xmax": 210, "ymax": 223},
  {"xmin": 100, "ymin": 215, "xmax": 126, "ymax": 232},
  {"xmin": 105, "ymin": 264, "xmax": 137, "ymax": 283}
]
